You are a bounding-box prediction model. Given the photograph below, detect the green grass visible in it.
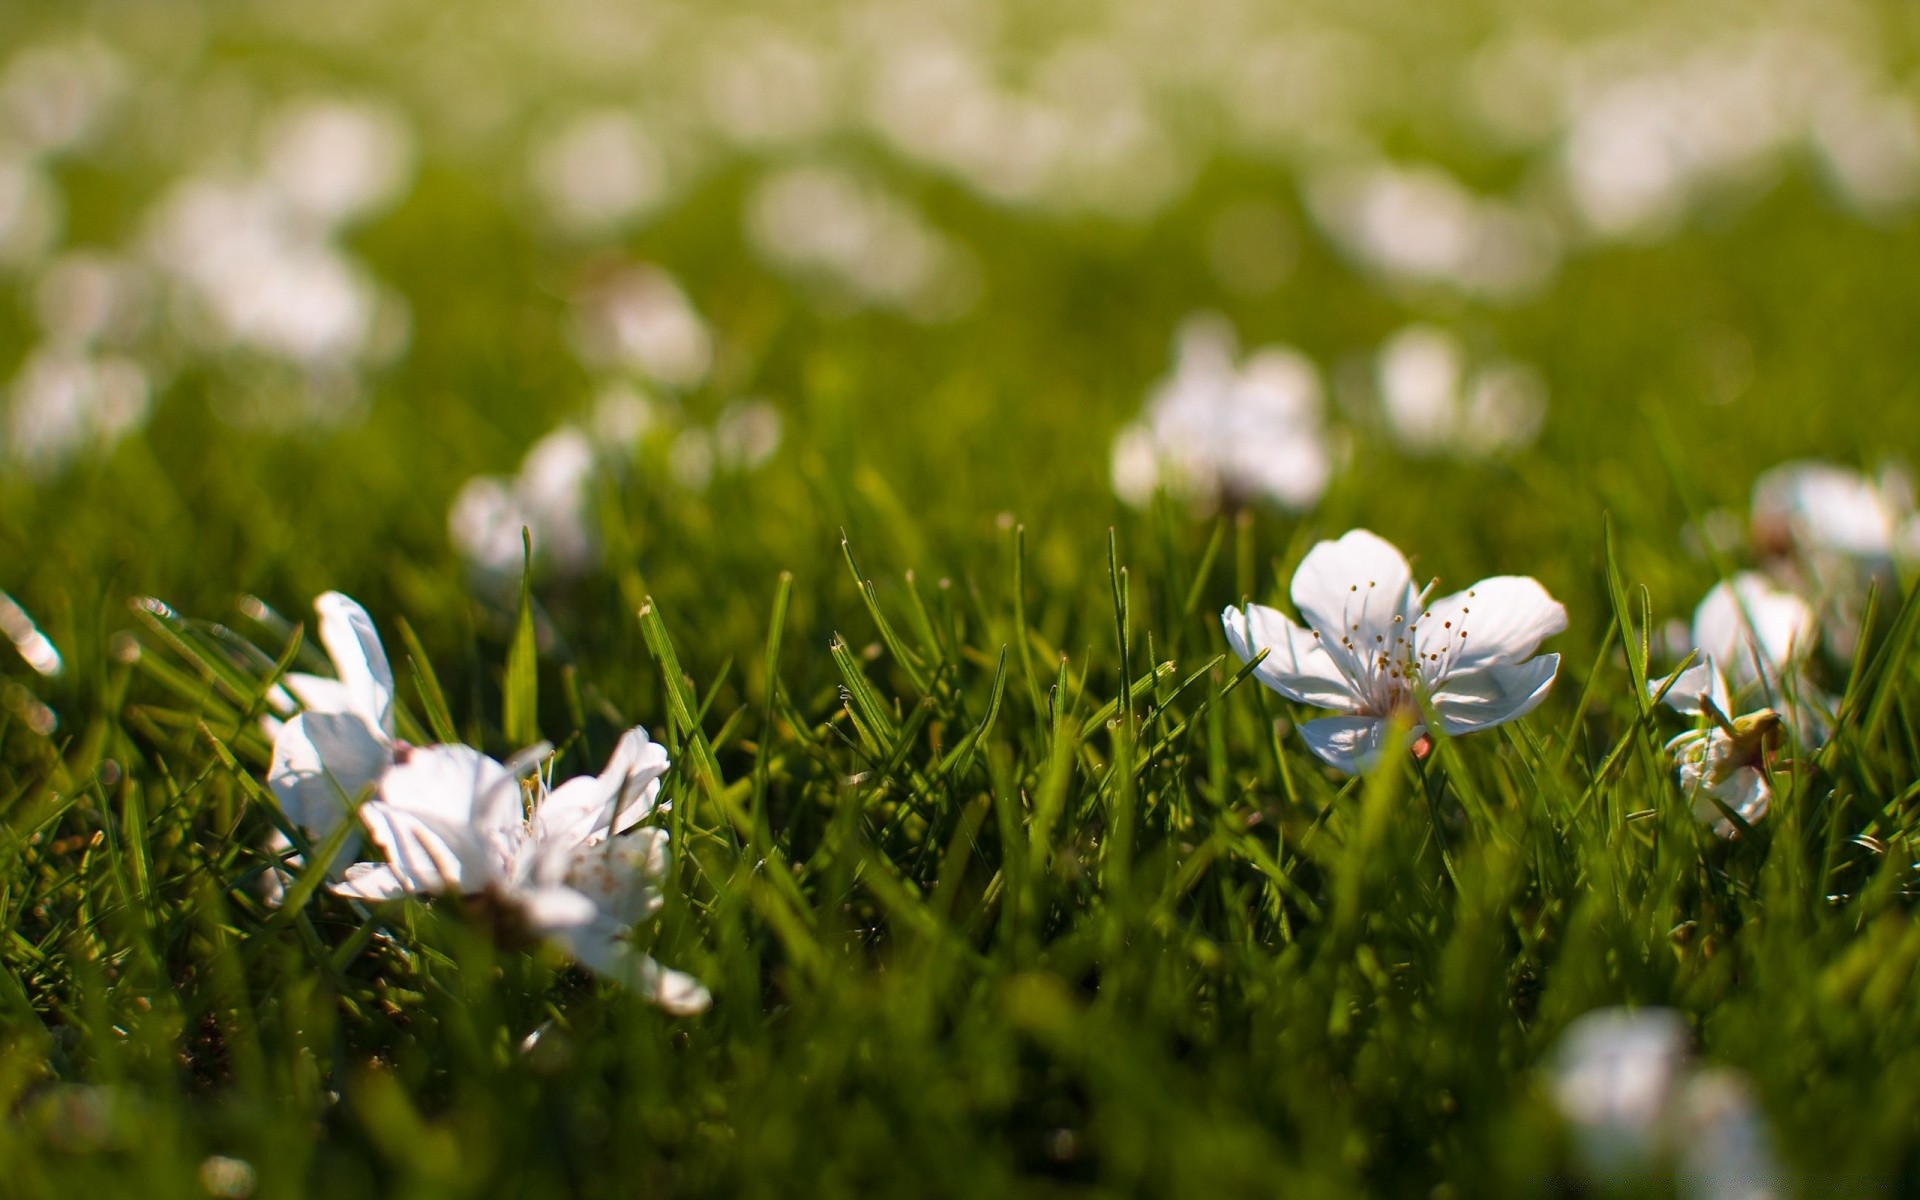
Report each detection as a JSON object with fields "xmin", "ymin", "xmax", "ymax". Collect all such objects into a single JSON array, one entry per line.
[{"xmin": 7, "ymin": 3, "xmax": 1920, "ymax": 1196}]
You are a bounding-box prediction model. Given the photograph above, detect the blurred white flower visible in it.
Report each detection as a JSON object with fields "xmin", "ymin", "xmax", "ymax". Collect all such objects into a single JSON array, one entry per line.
[
  {"xmin": 262, "ymin": 98, "xmax": 414, "ymax": 227},
  {"xmin": 1306, "ymin": 161, "xmax": 1558, "ymax": 299},
  {"xmin": 449, "ymin": 425, "xmax": 604, "ymax": 579},
  {"xmin": 1550, "ymin": 1009, "xmax": 1783, "ymax": 1199},
  {"xmin": 1113, "ymin": 313, "xmax": 1332, "ymax": 513},
  {"xmin": 703, "ymin": 29, "xmax": 833, "ymax": 147},
  {"xmin": 1375, "ymin": 325, "xmax": 1546, "ymax": 458},
  {"xmin": 668, "ymin": 426, "xmax": 714, "ymax": 491},
  {"xmin": 1751, "ymin": 460, "xmax": 1905, "ymax": 563},
  {"xmin": 1751, "ymin": 460, "xmax": 1915, "ymax": 663},
  {"xmin": 32, "ymin": 251, "xmax": 148, "ymax": 349},
  {"xmin": 1674, "ymin": 1069, "xmax": 1785, "ymax": 1200},
  {"xmin": 335, "ymin": 731, "xmax": 710, "ymax": 1013},
  {"xmin": 590, "ymin": 384, "xmax": 655, "ymax": 447},
  {"xmin": 1551, "ymin": 1007, "xmax": 1690, "ymax": 1178},
  {"xmin": 530, "ymin": 109, "xmax": 667, "ymax": 236},
  {"xmin": 4, "ymin": 349, "xmax": 149, "ymax": 473},
  {"xmin": 745, "ymin": 165, "xmax": 978, "ymax": 320},
  {"xmin": 712, "ymin": 398, "xmax": 783, "ymax": 471},
  {"xmin": 266, "ymin": 592, "xmax": 399, "ymax": 875},
  {"xmin": 146, "ymin": 179, "xmax": 388, "ymax": 369},
  {"xmin": 0, "ymin": 154, "xmax": 60, "ymax": 267},
  {"xmin": 1688, "ymin": 573, "xmax": 1815, "ymax": 703},
  {"xmin": 0, "ymin": 39, "xmax": 125, "ymax": 154},
  {"xmin": 1223, "ymin": 528, "xmax": 1565, "ymax": 773},
  {"xmin": 1813, "ymin": 88, "xmax": 1920, "ymax": 213},
  {"xmin": 571, "ymin": 265, "xmax": 712, "ymax": 388},
  {"xmin": 449, "ymin": 476, "xmax": 530, "ymax": 580}
]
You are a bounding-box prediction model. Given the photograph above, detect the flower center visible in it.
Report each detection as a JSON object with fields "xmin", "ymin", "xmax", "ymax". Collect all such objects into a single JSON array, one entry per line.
[{"xmin": 1314, "ymin": 581, "xmax": 1478, "ymax": 716}]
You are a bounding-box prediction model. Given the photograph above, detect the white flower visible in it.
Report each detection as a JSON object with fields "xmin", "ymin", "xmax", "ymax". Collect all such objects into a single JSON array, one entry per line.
[
  {"xmin": 1660, "ymin": 573, "xmax": 1814, "ymax": 713},
  {"xmin": 570, "ymin": 265, "xmax": 712, "ymax": 389},
  {"xmin": 1549, "ymin": 1008, "xmax": 1783, "ymax": 1199},
  {"xmin": 1222, "ymin": 529, "xmax": 1565, "ymax": 773},
  {"xmin": 1550, "ymin": 1007, "xmax": 1691, "ymax": 1178},
  {"xmin": 335, "ymin": 730, "xmax": 710, "ymax": 1014},
  {"xmin": 449, "ymin": 425, "xmax": 602, "ymax": 580},
  {"xmin": 1375, "ymin": 324, "xmax": 1547, "ymax": 460},
  {"xmin": 1751, "ymin": 460, "xmax": 1906, "ymax": 562},
  {"xmin": 1666, "ymin": 714, "xmax": 1779, "ymax": 835},
  {"xmin": 1654, "ymin": 575, "xmax": 1812, "ymax": 834},
  {"xmin": 1113, "ymin": 313, "xmax": 1333, "ymax": 513},
  {"xmin": 266, "ymin": 592, "xmax": 397, "ymax": 872}
]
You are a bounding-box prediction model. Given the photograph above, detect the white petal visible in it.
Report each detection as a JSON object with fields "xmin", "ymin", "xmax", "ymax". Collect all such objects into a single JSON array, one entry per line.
[
  {"xmin": 1752, "ymin": 461, "xmax": 1896, "ymax": 558},
  {"xmin": 373, "ymin": 744, "xmax": 524, "ymax": 884},
  {"xmin": 1652, "ymin": 656, "xmax": 1731, "ymax": 717},
  {"xmin": 1221, "ymin": 604, "xmax": 1356, "ymax": 709},
  {"xmin": 552, "ymin": 920, "xmax": 710, "ymax": 1014},
  {"xmin": 1692, "ymin": 574, "xmax": 1813, "ymax": 696},
  {"xmin": 1430, "ymin": 654, "xmax": 1560, "ymax": 735},
  {"xmin": 359, "ymin": 802, "xmax": 491, "ymax": 894},
  {"xmin": 281, "ymin": 672, "xmax": 358, "ymax": 716},
  {"xmin": 379, "ymin": 744, "xmax": 517, "ymax": 825},
  {"xmin": 331, "ymin": 862, "xmax": 414, "ymax": 901},
  {"xmin": 267, "ymin": 710, "xmax": 386, "ymax": 868},
  {"xmin": 1289, "ymin": 531, "xmax": 1420, "ymax": 657},
  {"xmin": 646, "ymin": 962, "xmax": 713, "ymax": 1015},
  {"xmin": 516, "ymin": 884, "xmax": 601, "ymax": 933},
  {"xmin": 1414, "ymin": 576, "xmax": 1567, "ymax": 672},
  {"xmin": 530, "ymin": 727, "xmax": 669, "ymax": 848},
  {"xmin": 1297, "ymin": 715, "xmax": 1401, "ymax": 774},
  {"xmin": 314, "ymin": 592, "xmax": 395, "ymax": 738},
  {"xmin": 1693, "ymin": 766, "xmax": 1770, "ymax": 833}
]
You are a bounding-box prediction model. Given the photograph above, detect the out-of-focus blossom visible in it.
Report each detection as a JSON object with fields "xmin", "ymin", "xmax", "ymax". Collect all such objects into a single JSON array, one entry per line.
[
  {"xmin": 530, "ymin": 109, "xmax": 667, "ymax": 236},
  {"xmin": 702, "ymin": 28, "xmax": 833, "ymax": 148},
  {"xmin": 145, "ymin": 179, "xmax": 400, "ymax": 374},
  {"xmin": 1813, "ymin": 89, "xmax": 1920, "ymax": 213},
  {"xmin": 1112, "ymin": 313, "xmax": 1333, "ymax": 512},
  {"xmin": 712, "ymin": 398, "xmax": 783, "ymax": 471},
  {"xmin": 451, "ymin": 426, "xmax": 599, "ymax": 579},
  {"xmin": 571, "ymin": 265, "xmax": 712, "ymax": 388},
  {"xmin": 1751, "ymin": 460, "xmax": 1908, "ymax": 563},
  {"xmin": 4, "ymin": 349, "xmax": 150, "ymax": 473},
  {"xmin": 1688, "ymin": 573, "xmax": 1815, "ymax": 704},
  {"xmin": 745, "ymin": 166, "xmax": 978, "ymax": 321},
  {"xmin": 589, "ymin": 384, "xmax": 655, "ymax": 447},
  {"xmin": 0, "ymin": 40, "xmax": 125, "ymax": 155},
  {"xmin": 1549, "ymin": 1009, "xmax": 1783, "ymax": 1199},
  {"xmin": 1223, "ymin": 529, "xmax": 1565, "ymax": 773},
  {"xmin": 668, "ymin": 427, "xmax": 715, "ymax": 491},
  {"xmin": 0, "ymin": 154, "xmax": 60, "ymax": 267},
  {"xmin": 33, "ymin": 251, "xmax": 148, "ymax": 349},
  {"xmin": 1751, "ymin": 460, "xmax": 1917, "ymax": 662},
  {"xmin": 263, "ymin": 99, "xmax": 414, "ymax": 227},
  {"xmin": 1551, "ymin": 1007, "xmax": 1690, "ymax": 1178},
  {"xmin": 1307, "ymin": 162, "xmax": 1558, "ymax": 299},
  {"xmin": 1375, "ymin": 325, "xmax": 1547, "ymax": 458},
  {"xmin": 1674, "ymin": 1069, "xmax": 1786, "ymax": 1200},
  {"xmin": 334, "ymin": 730, "xmax": 711, "ymax": 1013}
]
